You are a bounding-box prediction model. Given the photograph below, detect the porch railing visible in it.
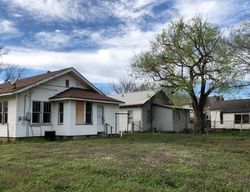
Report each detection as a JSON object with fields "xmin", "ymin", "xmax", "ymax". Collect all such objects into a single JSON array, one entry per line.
[{"xmin": 104, "ymin": 122, "xmax": 114, "ymax": 137}]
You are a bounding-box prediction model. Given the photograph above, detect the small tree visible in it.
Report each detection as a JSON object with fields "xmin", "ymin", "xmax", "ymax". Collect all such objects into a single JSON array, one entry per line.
[{"xmin": 131, "ymin": 17, "xmax": 247, "ymax": 133}]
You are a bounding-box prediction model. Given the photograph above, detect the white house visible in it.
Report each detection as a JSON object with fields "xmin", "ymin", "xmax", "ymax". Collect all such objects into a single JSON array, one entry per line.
[
  {"xmin": 110, "ymin": 90, "xmax": 191, "ymax": 132},
  {"xmin": 0, "ymin": 67, "xmax": 122, "ymax": 139},
  {"xmin": 210, "ymin": 99, "xmax": 250, "ymax": 130}
]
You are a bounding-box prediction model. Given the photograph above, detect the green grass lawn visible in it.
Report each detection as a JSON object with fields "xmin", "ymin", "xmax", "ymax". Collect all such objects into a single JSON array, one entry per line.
[{"xmin": 0, "ymin": 132, "xmax": 250, "ymax": 192}]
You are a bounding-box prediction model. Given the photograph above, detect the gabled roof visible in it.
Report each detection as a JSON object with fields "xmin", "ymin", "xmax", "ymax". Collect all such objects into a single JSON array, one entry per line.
[
  {"xmin": 50, "ymin": 88, "xmax": 122, "ymax": 104},
  {"xmin": 109, "ymin": 90, "xmax": 157, "ymax": 107},
  {"xmin": 210, "ymin": 99, "xmax": 250, "ymax": 113},
  {"xmin": 0, "ymin": 67, "xmax": 103, "ymax": 96}
]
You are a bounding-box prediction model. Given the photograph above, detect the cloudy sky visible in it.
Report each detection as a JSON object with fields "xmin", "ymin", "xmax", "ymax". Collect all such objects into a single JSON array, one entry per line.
[{"xmin": 0, "ymin": 0, "xmax": 249, "ymax": 86}]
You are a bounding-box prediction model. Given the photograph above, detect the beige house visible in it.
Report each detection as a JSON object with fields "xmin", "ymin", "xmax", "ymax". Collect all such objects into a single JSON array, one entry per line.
[{"xmin": 210, "ymin": 99, "xmax": 250, "ymax": 130}]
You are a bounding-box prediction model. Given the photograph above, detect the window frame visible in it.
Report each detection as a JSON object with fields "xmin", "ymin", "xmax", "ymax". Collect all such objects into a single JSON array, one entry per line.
[
  {"xmin": 75, "ymin": 101, "xmax": 93, "ymax": 125},
  {"xmin": 58, "ymin": 102, "xmax": 64, "ymax": 125},
  {"xmin": 85, "ymin": 102, "xmax": 92, "ymax": 124},
  {"xmin": 234, "ymin": 114, "xmax": 242, "ymax": 124},
  {"xmin": 128, "ymin": 110, "xmax": 134, "ymax": 124},
  {"xmin": 65, "ymin": 79, "xmax": 69, "ymax": 87},
  {"xmin": 43, "ymin": 102, "xmax": 51, "ymax": 124},
  {"xmin": 220, "ymin": 112, "xmax": 223, "ymax": 124},
  {"xmin": 242, "ymin": 114, "xmax": 249, "ymax": 124},
  {"xmin": 32, "ymin": 101, "xmax": 51, "ymax": 124},
  {"xmin": 0, "ymin": 101, "xmax": 8, "ymax": 124},
  {"xmin": 32, "ymin": 101, "xmax": 41, "ymax": 124}
]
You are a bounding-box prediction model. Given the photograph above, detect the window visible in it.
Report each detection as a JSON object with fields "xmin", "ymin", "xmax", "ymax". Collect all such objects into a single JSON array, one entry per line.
[
  {"xmin": 0, "ymin": 101, "xmax": 8, "ymax": 124},
  {"xmin": 32, "ymin": 101, "xmax": 41, "ymax": 123},
  {"xmin": 128, "ymin": 110, "xmax": 133, "ymax": 124},
  {"xmin": 3, "ymin": 101, "xmax": 8, "ymax": 124},
  {"xmin": 65, "ymin": 79, "xmax": 69, "ymax": 87},
  {"xmin": 76, "ymin": 101, "xmax": 85, "ymax": 124},
  {"xmin": 85, "ymin": 102, "xmax": 92, "ymax": 124},
  {"xmin": 242, "ymin": 114, "xmax": 249, "ymax": 124},
  {"xmin": 32, "ymin": 101, "xmax": 51, "ymax": 124},
  {"xmin": 43, "ymin": 102, "xmax": 51, "ymax": 123},
  {"xmin": 75, "ymin": 101, "xmax": 92, "ymax": 124},
  {"xmin": 220, "ymin": 112, "xmax": 223, "ymax": 124},
  {"xmin": 97, "ymin": 106, "xmax": 104, "ymax": 125},
  {"xmin": 235, "ymin": 114, "xmax": 241, "ymax": 124},
  {"xmin": 58, "ymin": 103, "xmax": 64, "ymax": 124}
]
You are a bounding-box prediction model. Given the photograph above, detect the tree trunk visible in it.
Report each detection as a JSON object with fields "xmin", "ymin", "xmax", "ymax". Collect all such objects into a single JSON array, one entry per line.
[
  {"xmin": 193, "ymin": 108, "xmax": 206, "ymax": 133},
  {"xmin": 192, "ymin": 98, "xmax": 207, "ymax": 133}
]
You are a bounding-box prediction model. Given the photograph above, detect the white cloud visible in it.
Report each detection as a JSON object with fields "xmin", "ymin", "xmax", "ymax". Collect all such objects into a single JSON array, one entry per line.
[
  {"xmin": 1, "ymin": 46, "xmax": 133, "ymax": 82},
  {"xmin": 0, "ymin": 19, "xmax": 21, "ymax": 38},
  {"xmin": 173, "ymin": 0, "xmax": 250, "ymax": 25},
  {"xmin": 3, "ymin": 0, "xmax": 112, "ymax": 22}
]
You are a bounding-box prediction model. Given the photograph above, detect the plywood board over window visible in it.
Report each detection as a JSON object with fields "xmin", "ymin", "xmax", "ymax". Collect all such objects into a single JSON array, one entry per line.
[{"xmin": 76, "ymin": 101, "xmax": 85, "ymax": 124}]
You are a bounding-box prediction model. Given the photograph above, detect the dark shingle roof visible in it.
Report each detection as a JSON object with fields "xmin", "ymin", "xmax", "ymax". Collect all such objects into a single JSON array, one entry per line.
[
  {"xmin": 210, "ymin": 99, "xmax": 250, "ymax": 113},
  {"xmin": 50, "ymin": 88, "xmax": 122, "ymax": 104},
  {"xmin": 0, "ymin": 68, "xmax": 71, "ymax": 94}
]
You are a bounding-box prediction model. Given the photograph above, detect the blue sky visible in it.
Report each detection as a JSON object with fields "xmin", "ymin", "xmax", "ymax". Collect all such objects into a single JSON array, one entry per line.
[{"xmin": 0, "ymin": 0, "xmax": 249, "ymax": 93}]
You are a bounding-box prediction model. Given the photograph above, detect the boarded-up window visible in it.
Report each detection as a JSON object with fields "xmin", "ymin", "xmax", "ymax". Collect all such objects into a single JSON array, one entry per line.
[{"xmin": 76, "ymin": 101, "xmax": 85, "ymax": 124}]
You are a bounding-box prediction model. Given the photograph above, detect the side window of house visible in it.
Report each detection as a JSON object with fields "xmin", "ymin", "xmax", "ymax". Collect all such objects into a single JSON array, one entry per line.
[
  {"xmin": 32, "ymin": 101, "xmax": 41, "ymax": 123},
  {"xmin": 220, "ymin": 112, "xmax": 223, "ymax": 124},
  {"xmin": 242, "ymin": 114, "xmax": 249, "ymax": 124},
  {"xmin": 0, "ymin": 101, "xmax": 8, "ymax": 124},
  {"xmin": 85, "ymin": 102, "xmax": 92, "ymax": 124},
  {"xmin": 43, "ymin": 102, "xmax": 51, "ymax": 123},
  {"xmin": 3, "ymin": 101, "xmax": 8, "ymax": 124},
  {"xmin": 58, "ymin": 103, "xmax": 64, "ymax": 124},
  {"xmin": 75, "ymin": 101, "xmax": 92, "ymax": 124},
  {"xmin": 32, "ymin": 101, "xmax": 51, "ymax": 124},
  {"xmin": 234, "ymin": 114, "xmax": 241, "ymax": 124},
  {"xmin": 128, "ymin": 110, "xmax": 133, "ymax": 124},
  {"xmin": 65, "ymin": 79, "xmax": 69, "ymax": 87}
]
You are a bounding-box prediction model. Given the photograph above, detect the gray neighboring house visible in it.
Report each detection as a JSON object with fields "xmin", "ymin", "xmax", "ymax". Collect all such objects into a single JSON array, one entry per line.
[
  {"xmin": 210, "ymin": 99, "xmax": 250, "ymax": 130},
  {"xmin": 110, "ymin": 90, "xmax": 191, "ymax": 132}
]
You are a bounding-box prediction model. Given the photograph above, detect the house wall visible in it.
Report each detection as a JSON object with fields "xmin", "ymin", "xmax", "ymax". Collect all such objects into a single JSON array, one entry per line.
[
  {"xmin": 152, "ymin": 105, "xmax": 173, "ymax": 131},
  {"xmin": 142, "ymin": 101, "xmax": 151, "ymax": 131},
  {"xmin": 117, "ymin": 107, "xmax": 142, "ymax": 131},
  {"xmin": 211, "ymin": 110, "xmax": 250, "ymax": 129},
  {"xmin": 173, "ymin": 109, "xmax": 190, "ymax": 131},
  {"xmin": 0, "ymin": 95, "xmax": 17, "ymax": 138}
]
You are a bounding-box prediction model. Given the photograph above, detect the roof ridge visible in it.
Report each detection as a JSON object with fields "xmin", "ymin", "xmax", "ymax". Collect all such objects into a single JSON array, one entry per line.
[{"xmin": 0, "ymin": 67, "xmax": 72, "ymax": 86}]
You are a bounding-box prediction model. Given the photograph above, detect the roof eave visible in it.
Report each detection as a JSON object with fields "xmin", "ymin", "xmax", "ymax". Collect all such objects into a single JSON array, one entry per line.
[{"xmin": 49, "ymin": 97, "xmax": 122, "ymax": 104}]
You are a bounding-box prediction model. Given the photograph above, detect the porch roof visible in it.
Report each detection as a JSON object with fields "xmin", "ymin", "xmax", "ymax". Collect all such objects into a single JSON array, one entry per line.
[{"xmin": 49, "ymin": 88, "xmax": 123, "ymax": 104}]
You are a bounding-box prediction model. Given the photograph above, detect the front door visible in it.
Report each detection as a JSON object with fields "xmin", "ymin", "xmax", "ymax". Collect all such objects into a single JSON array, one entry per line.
[{"xmin": 97, "ymin": 106, "xmax": 104, "ymax": 132}]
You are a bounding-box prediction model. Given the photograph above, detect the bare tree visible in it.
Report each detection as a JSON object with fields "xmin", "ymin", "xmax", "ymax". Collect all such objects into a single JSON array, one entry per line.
[
  {"xmin": 112, "ymin": 77, "xmax": 138, "ymax": 94},
  {"xmin": 0, "ymin": 46, "xmax": 25, "ymax": 83},
  {"xmin": 3, "ymin": 64, "xmax": 25, "ymax": 83}
]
